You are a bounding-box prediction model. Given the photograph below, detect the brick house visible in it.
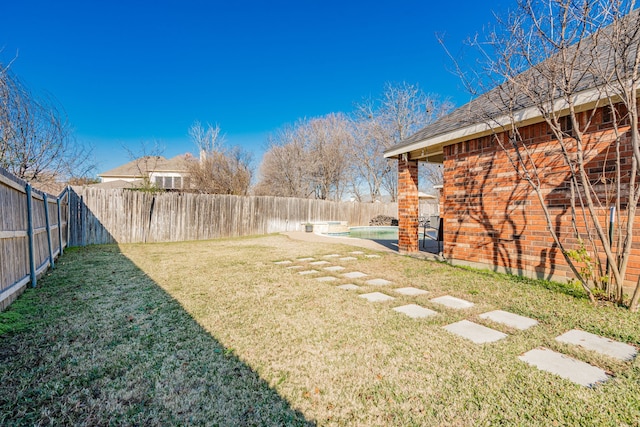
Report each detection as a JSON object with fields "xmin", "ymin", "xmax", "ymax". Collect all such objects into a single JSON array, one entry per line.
[{"xmin": 383, "ymin": 14, "xmax": 640, "ymax": 289}]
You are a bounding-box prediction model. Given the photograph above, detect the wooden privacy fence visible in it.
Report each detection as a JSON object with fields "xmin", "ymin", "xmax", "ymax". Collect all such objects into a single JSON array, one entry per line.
[
  {"xmin": 0, "ymin": 168, "xmax": 69, "ymax": 311},
  {"xmin": 69, "ymin": 187, "xmax": 439, "ymax": 245}
]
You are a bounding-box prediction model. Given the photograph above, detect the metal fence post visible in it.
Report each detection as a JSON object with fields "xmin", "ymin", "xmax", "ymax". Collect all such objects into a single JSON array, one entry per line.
[
  {"xmin": 57, "ymin": 196, "xmax": 63, "ymax": 256},
  {"xmin": 66, "ymin": 187, "xmax": 71, "ymax": 248},
  {"xmin": 80, "ymin": 194, "xmax": 85, "ymax": 247},
  {"xmin": 44, "ymin": 193, "xmax": 54, "ymax": 269},
  {"xmin": 26, "ymin": 184, "xmax": 37, "ymax": 288}
]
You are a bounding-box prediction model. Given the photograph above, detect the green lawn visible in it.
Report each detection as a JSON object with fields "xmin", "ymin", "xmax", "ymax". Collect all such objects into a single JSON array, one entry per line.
[{"xmin": 1, "ymin": 235, "xmax": 639, "ymax": 426}]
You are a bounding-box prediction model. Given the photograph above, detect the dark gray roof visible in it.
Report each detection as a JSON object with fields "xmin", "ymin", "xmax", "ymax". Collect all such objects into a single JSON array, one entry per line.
[{"xmin": 385, "ymin": 8, "xmax": 640, "ymax": 156}]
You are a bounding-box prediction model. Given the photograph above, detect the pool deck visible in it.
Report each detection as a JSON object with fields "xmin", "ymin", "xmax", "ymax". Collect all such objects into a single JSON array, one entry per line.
[{"xmin": 282, "ymin": 231, "xmax": 442, "ymax": 260}]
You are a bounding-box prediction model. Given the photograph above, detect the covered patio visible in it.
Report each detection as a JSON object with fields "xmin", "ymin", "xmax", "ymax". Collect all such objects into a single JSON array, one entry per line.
[{"xmin": 383, "ymin": 150, "xmax": 445, "ymax": 255}]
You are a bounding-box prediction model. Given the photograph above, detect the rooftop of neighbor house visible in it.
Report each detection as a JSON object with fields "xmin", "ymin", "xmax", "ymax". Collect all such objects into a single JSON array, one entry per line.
[
  {"xmin": 384, "ymin": 8, "xmax": 640, "ymax": 161},
  {"xmin": 98, "ymin": 155, "xmax": 190, "ymax": 178},
  {"xmin": 85, "ymin": 179, "xmax": 146, "ymax": 190}
]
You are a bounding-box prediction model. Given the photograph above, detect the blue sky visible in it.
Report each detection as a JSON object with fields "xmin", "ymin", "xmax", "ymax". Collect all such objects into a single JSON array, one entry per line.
[{"xmin": 1, "ymin": 0, "xmax": 509, "ymax": 175}]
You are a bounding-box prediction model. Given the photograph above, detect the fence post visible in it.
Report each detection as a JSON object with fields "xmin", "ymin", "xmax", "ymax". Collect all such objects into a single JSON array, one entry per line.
[
  {"xmin": 81, "ymin": 194, "xmax": 85, "ymax": 247},
  {"xmin": 57, "ymin": 196, "xmax": 63, "ymax": 256},
  {"xmin": 26, "ymin": 184, "xmax": 37, "ymax": 288},
  {"xmin": 66, "ymin": 187, "xmax": 71, "ymax": 248},
  {"xmin": 44, "ymin": 193, "xmax": 55, "ymax": 269}
]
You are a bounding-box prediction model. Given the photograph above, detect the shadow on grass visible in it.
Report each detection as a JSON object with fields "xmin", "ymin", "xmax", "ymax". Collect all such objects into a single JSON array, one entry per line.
[{"xmin": 0, "ymin": 245, "xmax": 314, "ymax": 426}]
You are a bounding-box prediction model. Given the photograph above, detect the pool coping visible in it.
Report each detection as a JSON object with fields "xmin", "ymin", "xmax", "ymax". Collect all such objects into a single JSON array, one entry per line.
[{"xmin": 282, "ymin": 231, "xmax": 442, "ymax": 260}]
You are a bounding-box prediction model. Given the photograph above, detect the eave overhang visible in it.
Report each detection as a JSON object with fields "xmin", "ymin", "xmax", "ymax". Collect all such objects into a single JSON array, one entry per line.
[{"xmin": 383, "ymin": 85, "xmax": 614, "ymax": 162}]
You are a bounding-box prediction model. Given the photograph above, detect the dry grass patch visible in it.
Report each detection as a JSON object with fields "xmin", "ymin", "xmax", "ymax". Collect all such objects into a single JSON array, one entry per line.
[{"xmin": 1, "ymin": 234, "xmax": 639, "ymax": 426}]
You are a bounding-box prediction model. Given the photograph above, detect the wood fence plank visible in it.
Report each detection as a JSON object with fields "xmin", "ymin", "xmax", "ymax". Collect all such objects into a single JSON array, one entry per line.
[
  {"xmin": 1, "ymin": 170, "xmax": 69, "ymax": 310},
  {"xmin": 66, "ymin": 188, "xmax": 439, "ymax": 246}
]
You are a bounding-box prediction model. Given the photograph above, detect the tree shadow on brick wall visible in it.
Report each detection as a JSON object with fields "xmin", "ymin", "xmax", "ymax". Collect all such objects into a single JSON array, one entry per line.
[
  {"xmin": 540, "ymin": 145, "xmax": 627, "ymax": 282},
  {"xmin": 443, "ymin": 122, "xmax": 631, "ymax": 285},
  {"xmin": 446, "ymin": 152, "xmax": 529, "ymax": 275}
]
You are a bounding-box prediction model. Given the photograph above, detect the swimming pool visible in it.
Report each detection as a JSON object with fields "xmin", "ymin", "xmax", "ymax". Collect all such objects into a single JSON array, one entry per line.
[
  {"xmin": 349, "ymin": 226, "xmax": 399, "ymax": 239},
  {"xmin": 326, "ymin": 226, "xmax": 436, "ymax": 240}
]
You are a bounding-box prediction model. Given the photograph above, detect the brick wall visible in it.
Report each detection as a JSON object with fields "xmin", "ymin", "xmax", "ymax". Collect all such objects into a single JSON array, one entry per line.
[
  {"xmin": 398, "ymin": 157, "xmax": 419, "ymax": 253},
  {"xmin": 441, "ymin": 108, "xmax": 640, "ymax": 287}
]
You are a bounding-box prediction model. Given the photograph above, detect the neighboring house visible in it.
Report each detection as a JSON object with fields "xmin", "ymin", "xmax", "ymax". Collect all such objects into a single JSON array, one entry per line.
[
  {"xmin": 384, "ymin": 11, "xmax": 639, "ymax": 287},
  {"xmin": 98, "ymin": 155, "xmax": 190, "ymax": 190}
]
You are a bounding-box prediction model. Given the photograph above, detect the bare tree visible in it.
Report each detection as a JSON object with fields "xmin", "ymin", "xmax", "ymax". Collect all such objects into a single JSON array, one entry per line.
[
  {"xmin": 446, "ymin": 0, "xmax": 640, "ymax": 309},
  {"xmin": 189, "ymin": 120, "xmax": 222, "ymax": 158},
  {"xmin": 0, "ymin": 62, "xmax": 94, "ymax": 185},
  {"xmin": 254, "ymin": 125, "xmax": 313, "ymax": 197},
  {"xmin": 185, "ymin": 121, "xmax": 253, "ymax": 195},
  {"xmin": 256, "ymin": 114, "xmax": 352, "ymax": 200},
  {"xmin": 305, "ymin": 113, "xmax": 353, "ymax": 200},
  {"xmin": 66, "ymin": 176, "xmax": 101, "ymax": 186},
  {"xmin": 351, "ymin": 83, "xmax": 452, "ymax": 201},
  {"xmin": 255, "ymin": 84, "xmax": 450, "ymax": 201},
  {"xmin": 349, "ymin": 99, "xmax": 389, "ymax": 202},
  {"xmin": 420, "ymin": 162, "xmax": 444, "ymax": 188}
]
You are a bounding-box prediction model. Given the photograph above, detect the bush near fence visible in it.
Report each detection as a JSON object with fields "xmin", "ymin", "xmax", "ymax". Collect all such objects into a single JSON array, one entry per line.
[
  {"xmin": 68, "ymin": 188, "xmax": 439, "ymax": 245},
  {"xmin": 0, "ymin": 167, "xmax": 69, "ymax": 311}
]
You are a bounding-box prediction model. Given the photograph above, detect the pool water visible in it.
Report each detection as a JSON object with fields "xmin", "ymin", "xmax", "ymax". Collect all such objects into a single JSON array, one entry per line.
[
  {"xmin": 349, "ymin": 226, "xmax": 399, "ymax": 239},
  {"xmin": 329, "ymin": 226, "xmax": 437, "ymax": 240}
]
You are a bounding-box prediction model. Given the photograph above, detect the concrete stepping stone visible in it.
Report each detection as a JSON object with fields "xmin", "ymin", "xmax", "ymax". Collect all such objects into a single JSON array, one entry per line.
[
  {"xmin": 350, "ymin": 251, "xmax": 364, "ymax": 255},
  {"xmin": 430, "ymin": 295, "xmax": 474, "ymax": 309},
  {"xmin": 339, "ymin": 257, "xmax": 358, "ymax": 261},
  {"xmin": 297, "ymin": 257, "xmax": 315, "ymax": 262},
  {"xmin": 324, "ymin": 265, "xmax": 345, "ymax": 272},
  {"xmin": 286, "ymin": 265, "xmax": 303, "ymax": 270},
  {"xmin": 298, "ymin": 270, "xmax": 318, "ymax": 275},
  {"xmin": 393, "ymin": 304, "xmax": 437, "ymax": 319},
  {"xmin": 443, "ymin": 320, "xmax": 507, "ymax": 344},
  {"xmin": 556, "ymin": 329, "xmax": 637, "ymax": 361},
  {"xmin": 316, "ymin": 276, "xmax": 337, "ymax": 282},
  {"xmin": 365, "ymin": 254, "xmax": 380, "ymax": 258},
  {"xmin": 337, "ymin": 284, "xmax": 360, "ymax": 291},
  {"xmin": 310, "ymin": 260, "xmax": 330, "ymax": 266},
  {"xmin": 479, "ymin": 310, "xmax": 538, "ymax": 330},
  {"xmin": 359, "ymin": 292, "xmax": 395, "ymax": 302},
  {"xmin": 323, "ymin": 254, "xmax": 341, "ymax": 258},
  {"xmin": 394, "ymin": 287, "xmax": 429, "ymax": 296},
  {"xmin": 365, "ymin": 278, "xmax": 393, "ymax": 286},
  {"xmin": 274, "ymin": 260, "xmax": 292, "ymax": 265},
  {"xmin": 519, "ymin": 347, "xmax": 609, "ymax": 387},
  {"xmin": 342, "ymin": 271, "xmax": 367, "ymax": 279}
]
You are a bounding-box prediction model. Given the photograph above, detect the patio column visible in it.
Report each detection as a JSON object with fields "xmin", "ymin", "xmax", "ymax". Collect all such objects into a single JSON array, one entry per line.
[{"xmin": 398, "ymin": 156, "xmax": 419, "ymax": 253}]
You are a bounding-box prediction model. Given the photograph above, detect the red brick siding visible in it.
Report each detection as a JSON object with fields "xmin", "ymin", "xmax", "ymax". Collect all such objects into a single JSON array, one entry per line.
[
  {"xmin": 441, "ymin": 109, "xmax": 640, "ymax": 286},
  {"xmin": 398, "ymin": 158, "xmax": 419, "ymax": 253}
]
